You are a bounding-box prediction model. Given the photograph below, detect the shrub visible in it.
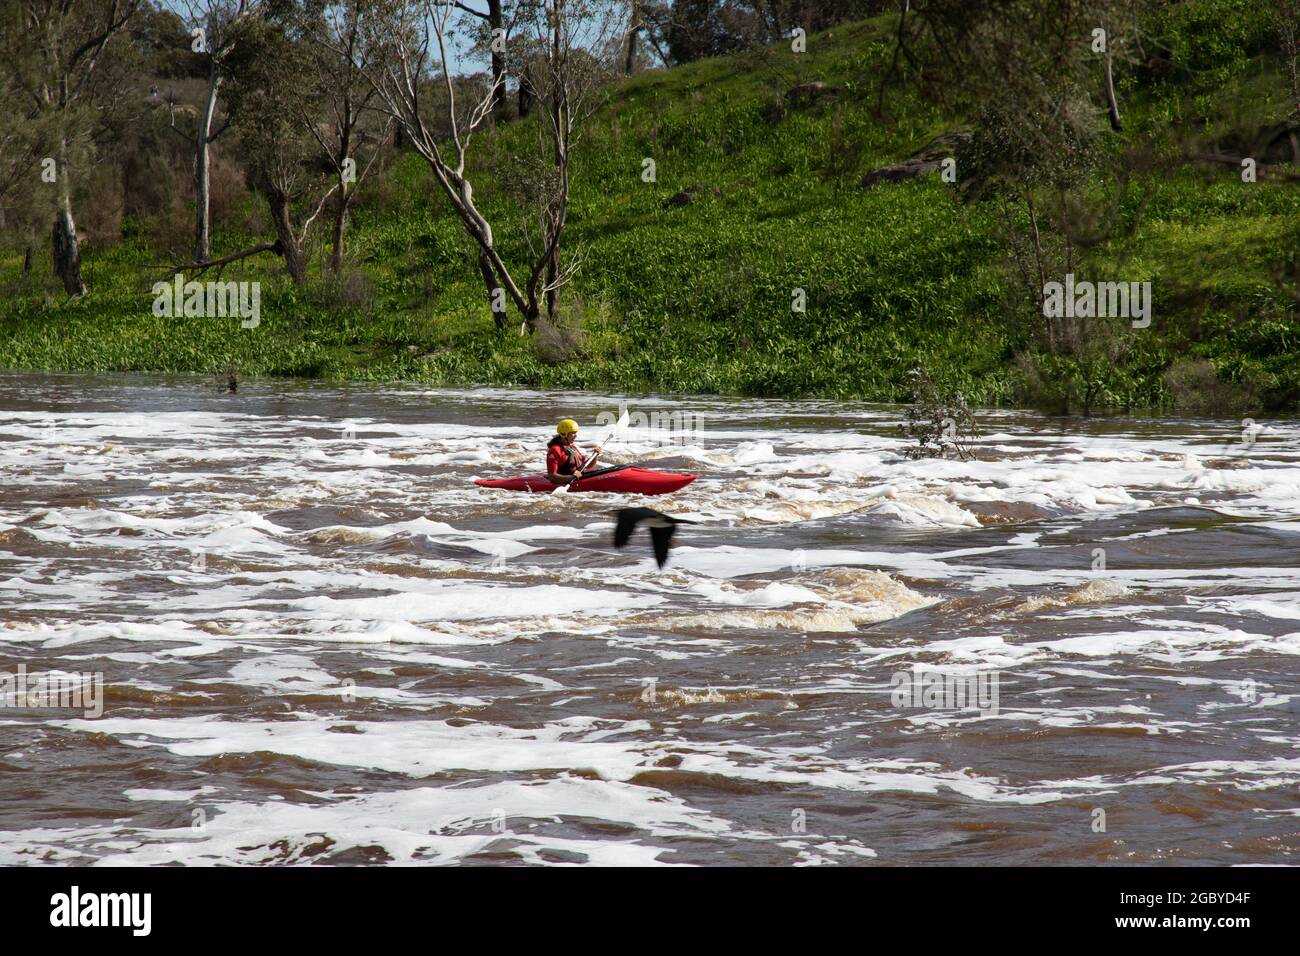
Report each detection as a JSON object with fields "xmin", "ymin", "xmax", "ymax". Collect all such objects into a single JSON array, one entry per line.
[
  {"xmin": 533, "ymin": 297, "xmax": 596, "ymax": 365},
  {"xmin": 899, "ymin": 367, "xmax": 977, "ymax": 460},
  {"xmin": 321, "ymin": 268, "xmax": 375, "ymax": 312},
  {"xmin": 1162, "ymin": 357, "xmax": 1257, "ymax": 416}
]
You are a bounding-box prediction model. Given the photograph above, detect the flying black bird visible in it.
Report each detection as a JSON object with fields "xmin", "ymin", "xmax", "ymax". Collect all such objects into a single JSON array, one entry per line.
[{"xmin": 613, "ymin": 508, "xmax": 695, "ymax": 568}]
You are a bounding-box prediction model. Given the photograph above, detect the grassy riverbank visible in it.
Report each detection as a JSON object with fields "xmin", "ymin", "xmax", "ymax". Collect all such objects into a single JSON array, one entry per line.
[{"xmin": 2, "ymin": 5, "xmax": 1297, "ymax": 410}]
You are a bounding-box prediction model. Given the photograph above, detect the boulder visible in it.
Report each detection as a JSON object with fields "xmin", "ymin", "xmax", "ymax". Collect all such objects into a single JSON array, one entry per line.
[
  {"xmin": 860, "ymin": 131, "xmax": 972, "ymax": 190},
  {"xmin": 785, "ymin": 81, "xmax": 840, "ymax": 108},
  {"xmin": 663, "ymin": 184, "xmax": 721, "ymax": 208}
]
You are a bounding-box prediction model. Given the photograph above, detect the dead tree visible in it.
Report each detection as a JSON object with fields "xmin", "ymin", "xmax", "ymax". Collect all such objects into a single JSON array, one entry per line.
[
  {"xmin": 305, "ymin": 0, "xmax": 393, "ymax": 273},
  {"xmin": 454, "ymin": 0, "xmax": 511, "ymax": 123},
  {"xmin": 344, "ymin": 0, "xmax": 614, "ymax": 331}
]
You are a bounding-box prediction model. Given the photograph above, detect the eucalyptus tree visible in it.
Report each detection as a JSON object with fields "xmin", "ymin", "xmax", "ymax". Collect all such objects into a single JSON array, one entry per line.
[
  {"xmin": 176, "ymin": 0, "xmax": 261, "ymax": 264},
  {"xmin": 0, "ymin": 0, "xmax": 140, "ymax": 296},
  {"xmin": 303, "ymin": 0, "xmax": 394, "ymax": 273},
  {"xmin": 218, "ymin": 14, "xmax": 337, "ymax": 284},
  {"xmin": 0, "ymin": 65, "xmax": 55, "ymax": 273},
  {"xmin": 454, "ymin": 0, "xmax": 512, "ymax": 123},
  {"xmin": 514, "ymin": 0, "xmax": 621, "ymax": 322},
  {"xmin": 887, "ymin": 1, "xmax": 1149, "ymax": 327}
]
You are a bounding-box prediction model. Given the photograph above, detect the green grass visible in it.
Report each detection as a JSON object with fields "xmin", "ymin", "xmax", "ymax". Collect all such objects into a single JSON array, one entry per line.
[{"xmin": 1, "ymin": 6, "xmax": 1298, "ymax": 410}]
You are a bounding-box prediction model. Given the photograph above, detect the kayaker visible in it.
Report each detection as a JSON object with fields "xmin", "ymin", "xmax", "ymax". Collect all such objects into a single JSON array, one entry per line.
[{"xmin": 546, "ymin": 419, "xmax": 602, "ymax": 485}]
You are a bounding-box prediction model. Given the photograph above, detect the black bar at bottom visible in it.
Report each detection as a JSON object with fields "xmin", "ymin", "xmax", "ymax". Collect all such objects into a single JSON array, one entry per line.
[{"xmin": 0, "ymin": 865, "xmax": 1285, "ymax": 942}]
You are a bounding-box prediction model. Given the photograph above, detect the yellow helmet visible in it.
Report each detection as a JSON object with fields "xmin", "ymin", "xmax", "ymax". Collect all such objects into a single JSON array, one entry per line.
[{"xmin": 557, "ymin": 418, "xmax": 579, "ymax": 436}]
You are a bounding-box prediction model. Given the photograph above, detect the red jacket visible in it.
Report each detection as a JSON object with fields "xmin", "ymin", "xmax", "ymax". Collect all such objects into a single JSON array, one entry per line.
[{"xmin": 547, "ymin": 437, "xmax": 584, "ymax": 475}]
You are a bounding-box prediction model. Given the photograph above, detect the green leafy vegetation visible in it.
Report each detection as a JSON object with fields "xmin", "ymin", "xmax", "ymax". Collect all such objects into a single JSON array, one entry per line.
[{"xmin": 1, "ymin": 5, "xmax": 1297, "ymax": 412}]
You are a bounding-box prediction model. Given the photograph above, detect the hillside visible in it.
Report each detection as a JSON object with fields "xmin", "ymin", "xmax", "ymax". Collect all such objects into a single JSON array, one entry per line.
[{"xmin": 1, "ymin": 4, "xmax": 1298, "ymax": 410}]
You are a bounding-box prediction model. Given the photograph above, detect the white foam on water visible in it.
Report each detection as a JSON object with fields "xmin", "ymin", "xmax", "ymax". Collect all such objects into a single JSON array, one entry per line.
[
  {"xmin": 7, "ymin": 388, "xmax": 1300, "ymax": 864},
  {"xmin": 55, "ymin": 715, "xmax": 653, "ymax": 778},
  {"xmin": 0, "ymin": 777, "xmax": 737, "ymax": 866}
]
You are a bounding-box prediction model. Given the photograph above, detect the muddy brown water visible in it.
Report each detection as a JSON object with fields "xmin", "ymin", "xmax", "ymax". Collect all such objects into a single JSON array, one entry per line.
[{"xmin": 0, "ymin": 371, "xmax": 1296, "ymax": 865}]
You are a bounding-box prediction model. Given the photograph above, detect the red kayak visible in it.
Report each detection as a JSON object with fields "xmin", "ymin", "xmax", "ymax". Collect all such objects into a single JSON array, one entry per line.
[{"xmin": 475, "ymin": 464, "xmax": 696, "ymax": 495}]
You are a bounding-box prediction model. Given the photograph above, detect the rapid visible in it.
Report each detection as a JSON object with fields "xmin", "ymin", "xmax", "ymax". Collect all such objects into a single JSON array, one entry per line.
[{"xmin": 1, "ymin": 372, "xmax": 1297, "ymax": 865}]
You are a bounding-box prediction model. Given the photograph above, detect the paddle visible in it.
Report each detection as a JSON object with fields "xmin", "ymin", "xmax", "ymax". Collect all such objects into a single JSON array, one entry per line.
[{"xmin": 553, "ymin": 409, "xmax": 630, "ymax": 494}]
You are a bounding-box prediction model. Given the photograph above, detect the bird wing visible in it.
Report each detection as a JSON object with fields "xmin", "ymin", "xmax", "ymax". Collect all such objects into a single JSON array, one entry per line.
[
  {"xmin": 649, "ymin": 523, "xmax": 676, "ymax": 568},
  {"xmin": 614, "ymin": 508, "xmax": 654, "ymax": 548}
]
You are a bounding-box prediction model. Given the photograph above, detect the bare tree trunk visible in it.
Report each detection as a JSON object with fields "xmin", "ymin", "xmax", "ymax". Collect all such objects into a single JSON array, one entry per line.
[
  {"xmin": 329, "ymin": 192, "xmax": 347, "ymax": 274},
  {"xmin": 545, "ymin": 247, "xmax": 559, "ymax": 319},
  {"xmin": 545, "ymin": 6, "xmax": 563, "ymax": 325},
  {"xmin": 267, "ymin": 191, "xmax": 307, "ymax": 285},
  {"xmin": 1026, "ymin": 192, "xmax": 1052, "ymax": 352},
  {"xmin": 477, "ymin": 250, "xmax": 506, "ymax": 330},
  {"xmin": 450, "ymin": 0, "xmax": 507, "ymax": 122},
  {"xmin": 488, "ymin": 0, "xmax": 506, "ymax": 122},
  {"xmin": 624, "ymin": 0, "xmax": 640, "ymax": 74},
  {"xmin": 328, "ymin": 116, "xmax": 353, "ymax": 274},
  {"xmin": 51, "ymin": 140, "xmax": 85, "ymax": 297},
  {"xmin": 1061, "ymin": 191, "xmax": 1074, "ymax": 277},
  {"xmin": 195, "ymin": 66, "xmax": 222, "ymax": 262},
  {"xmin": 1102, "ymin": 49, "xmax": 1122, "ymax": 131},
  {"xmin": 22, "ymin": 241, "xmax": 33, "ymax": 275},
  {"xmin": 539, "ymin": 2, "xmax": 567, "ymax": 325},
  {"xmin": 519, "ymin": 60, "xmax": 535, "ymax": 118},
  {"xmin": 51, "ymin": 203, "xmax": 84, "ymax": 296}
]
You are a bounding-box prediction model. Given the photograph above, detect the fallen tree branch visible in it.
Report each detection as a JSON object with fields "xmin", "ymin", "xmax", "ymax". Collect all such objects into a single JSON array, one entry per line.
[
  {"xmin": 1187, "ymin": 152, "xmax": 1300, "ymax": 180},
  {"xmin": 148, "ymin": 241, "xmax": 280, "ymax": 279}
]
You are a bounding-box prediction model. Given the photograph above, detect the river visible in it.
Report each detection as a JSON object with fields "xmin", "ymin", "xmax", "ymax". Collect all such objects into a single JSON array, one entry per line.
[{"xmin": 1, "ymin": 371, "xmax": 1297, "ymax": 865}]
